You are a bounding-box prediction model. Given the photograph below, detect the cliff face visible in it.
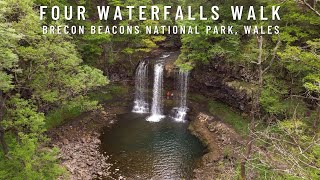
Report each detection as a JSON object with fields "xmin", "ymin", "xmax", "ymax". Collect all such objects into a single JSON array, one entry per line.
[
  {"xmin": 105, "ymin": 49, "xmax": 167, "ymax": 83},
  {"xmin": 105, "ymin": 50, "xmax": 255, "ymax": 113},
  {"xmin": 189, "ymin": 59, "xmax": 256, "ymax": 112}
]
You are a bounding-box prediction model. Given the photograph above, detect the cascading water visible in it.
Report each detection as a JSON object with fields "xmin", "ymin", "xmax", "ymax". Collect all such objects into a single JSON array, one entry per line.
[
  {"xmin": 172, "ymin": 70, "xmax": 189, "ymax": 122},
  {"xmin": 132, "ymin": 61, "xmax": 149, "ymax": 113},
  {"xmin": 147, "ymin": 62, "xmax": 165, "ymax": 122}
]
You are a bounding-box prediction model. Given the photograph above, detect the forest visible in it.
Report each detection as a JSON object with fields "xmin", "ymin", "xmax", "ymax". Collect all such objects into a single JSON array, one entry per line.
[{"xmin": 0, "ymin": 0, "xmax": 319, "ymax": 179}]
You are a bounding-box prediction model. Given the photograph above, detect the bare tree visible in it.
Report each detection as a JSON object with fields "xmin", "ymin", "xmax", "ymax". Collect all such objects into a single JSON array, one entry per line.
[
  {"xmin": 300, "ymin": 0, "xmax": 320, "ymax": 16},
  {"xmin": 0, "ymin": 91, "xmax": 8, "ymax": 155},
  {"xmin": 241, "ymin": 35, "xmax": 281, "ymax": 179},
  {"xmin": 247, "ymin": 118, "xmax": 320, "ymax": 179}
]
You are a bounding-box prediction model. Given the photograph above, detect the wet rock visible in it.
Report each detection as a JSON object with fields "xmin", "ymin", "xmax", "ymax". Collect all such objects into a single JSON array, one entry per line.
[
  {"xmin": 62, "ymin": 138, "xmax": 69, "ymax": 145},
  {"xmin": 48, "ymin": 107, "xmax": 121, "ymax": 180},
  {"xmin": 101, "ymin": 110, "xmax": 108, "ymax": 116},
  {"xmin": 81, "ymin": 137, "xmax": 86, "ymax": 143},
  {"xmin": 190, "ymin": 112, "xmax": 243, "ymax": 180}
]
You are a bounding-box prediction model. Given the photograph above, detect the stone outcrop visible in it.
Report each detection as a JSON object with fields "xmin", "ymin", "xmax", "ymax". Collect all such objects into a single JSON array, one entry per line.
[
  {"xmin": 190, "ymin": 59, "xmax": 256, "ymax": 112},
  {"xmin": 189, "ymin": 112, "xmax": 243, "ymax": 180},
  {"xmin": 48, "ymin": 108, "xmax": 122, "ymax": 180}
]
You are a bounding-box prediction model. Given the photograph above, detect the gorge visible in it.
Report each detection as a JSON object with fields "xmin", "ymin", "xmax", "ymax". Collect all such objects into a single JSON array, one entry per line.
[
  {"xmin": 2, "ymin": 1, "xmax": 319, "ymax": 179},
  {"xmin": 99, "ymin": 52, "xmax": 206, "ymax": 179}
]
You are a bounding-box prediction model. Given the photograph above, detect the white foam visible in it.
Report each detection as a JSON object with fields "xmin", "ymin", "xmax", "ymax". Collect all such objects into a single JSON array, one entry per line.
[
  {"xmin": 171, "ymin": 107, "xmax": 187, "ymax": 123},
  {"xmin": 132, "ymin": 100, "xmax": 149, "ymax": 113},
  {"xmin": 146, "ymin": 114, "xmax": 165, "ymax": 122}
]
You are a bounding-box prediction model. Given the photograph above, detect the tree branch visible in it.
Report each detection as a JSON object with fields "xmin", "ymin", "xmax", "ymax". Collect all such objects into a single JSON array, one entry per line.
[
  {"xmin": 263, "ymin": 36, "xmax": 281, "ymax": 74},
  {"xmin": 302, "ymin": 0, "xmax": 320, "ymax": 16}
]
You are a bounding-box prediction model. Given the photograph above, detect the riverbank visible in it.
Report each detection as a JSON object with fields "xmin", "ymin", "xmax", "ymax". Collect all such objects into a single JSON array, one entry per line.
[
  {"xmin": 47, "ymin": 84, "xmax": 131, "ymax": 180},
  {"xmin": 47, "ymin": 89, "xmax": 247, "ymax": 179},
  {"xmin": 188, "ymin": 95, "xmax": 245, "ymax": 179},
  {"xmin": 48, "ymin": 105, "xmax": 128, "ymax": 179},
  {"xmin": 189, "ymin": 112, "xmax": 243, "ymax": 179},
  {"xmin": 45, "ymin": 48, "xmax": 251, "ymax": 179}
]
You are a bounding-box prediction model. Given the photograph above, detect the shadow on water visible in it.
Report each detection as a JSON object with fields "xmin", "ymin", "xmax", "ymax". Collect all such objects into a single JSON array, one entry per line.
[{"xmin": 100, "ymin": 113, "xmax": 205, "ymax": 179}]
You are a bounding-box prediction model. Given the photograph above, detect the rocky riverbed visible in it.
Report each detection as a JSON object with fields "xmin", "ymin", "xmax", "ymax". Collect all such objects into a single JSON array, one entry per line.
[{"xmin": 48, "ymin": 106, "xmax": 127, "ymax": 180}]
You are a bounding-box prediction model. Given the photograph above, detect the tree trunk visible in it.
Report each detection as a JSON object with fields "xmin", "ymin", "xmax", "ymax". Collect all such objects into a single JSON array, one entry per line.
[
  {"xmin": 0, "ymin": 91, "xmax": 9, "ymax": 155},
  {"xmin": 313, "ymin": 102, "xmax": 320, "ymax": 132},
  {"xmin": 240, "ymin": 36, "xmax": 264, "ymax": 180},
  {"xmin": 0, "ymin": 126, "xmax": 8, "ymax": 155}
]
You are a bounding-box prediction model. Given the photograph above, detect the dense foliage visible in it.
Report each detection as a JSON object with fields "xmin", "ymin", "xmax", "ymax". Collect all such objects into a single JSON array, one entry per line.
[
  {"xmin": 0, "ymin": 0, "xmax": 107, "ymax": 178},
  {"xmin": 0, "ymin": 0, "xmax": 319, "ymax": 179},
  {"xmin": 176, "ymin": 0, "xmax": 320, "ymax": 178}
]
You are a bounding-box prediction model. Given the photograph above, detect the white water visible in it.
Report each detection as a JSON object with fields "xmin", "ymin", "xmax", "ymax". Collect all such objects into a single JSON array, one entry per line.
[
  {"xmin": 147, "ymin": 63, "xmax": 165, "ymax": 122},
  {"xmin": 172, "ymin": 71, "xmax": 189, "ymax": 122},
  {"xmin": 132, "ymin": 61, "xmax": 149, "ymax": 113}
]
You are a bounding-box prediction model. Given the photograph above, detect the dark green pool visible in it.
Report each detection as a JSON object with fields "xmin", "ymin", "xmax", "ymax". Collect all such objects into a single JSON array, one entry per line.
[{"xmin": 100, "ymin": 113, "xmax": 205, "ymax": 179}]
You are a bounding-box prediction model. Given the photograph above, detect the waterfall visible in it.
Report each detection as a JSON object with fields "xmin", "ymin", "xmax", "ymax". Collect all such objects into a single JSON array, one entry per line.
[
  {"xmin": 132, "ymin": 61, "xmax": 149, "ymax": 113},
  {"xmin": 172, "ymin": 70, "xmax": 189, "ymax": 122},
  {"xmin": 147, "ymin": 63, "xmax": 165, "ymax": 122}
]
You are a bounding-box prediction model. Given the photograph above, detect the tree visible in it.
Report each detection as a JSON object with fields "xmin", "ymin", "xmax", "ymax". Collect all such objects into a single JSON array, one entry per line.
[
  {"xmin": 241, "ymin": 1, "xmax": 320, "ymax": 178},
  {"xmin": 279, "ymin": 39, "xmax": 320, "ymax": 129},
  {"xmin": 0, "ymin": 96, "xmax": 66, "ymax": 179},
  {"xmin": 240, "ymin": 35, "xmax": 281, "ymax": 179},
  {"xmin": 0, "ymin": 0, "xmax": 108, "ymax": 178},
  {"xmin": 0, "ymin": 0, "xmax": 21, "ymax": 155}
]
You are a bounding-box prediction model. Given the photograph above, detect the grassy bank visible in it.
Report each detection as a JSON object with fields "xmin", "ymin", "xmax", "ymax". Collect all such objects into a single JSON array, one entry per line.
[
  {"xmin": 88, "ymin": 85, "xmax": 129, "ymax": 102},
  {"xmin": 45, "ymin": 84, "xmax": 129, "ymax": 129},
  {"xmin": 207, "ymin": 100, "xmax": 250, "ymax": 136},
  {"xmin": 189, "ymin": 93, "xmax": 250, "ymax": 136}
]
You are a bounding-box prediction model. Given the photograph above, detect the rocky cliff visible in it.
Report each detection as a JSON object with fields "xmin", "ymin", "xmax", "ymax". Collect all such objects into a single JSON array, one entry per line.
[{"xmin": 189, "ymin": 59, "xmax": 256, "ymax": 112}]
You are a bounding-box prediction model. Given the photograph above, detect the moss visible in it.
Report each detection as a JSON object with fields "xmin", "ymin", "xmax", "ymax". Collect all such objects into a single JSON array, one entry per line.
[
  {"xmin": 88, "ymin": 84, "xmax": 129, "ymax": 102},
  {"xmin": 189, "ymin": 92, "xmax": 251, "ymax": 136},
  {"xmin": 188, "ymin": 93, "xmax": 207, "ymax": 103},
  {"xmin": 107, "ymin": 85, "xmax": 129, "ymax": 95},
  {"xmin": 225, "ymin": 80, "xmax": 257, "ymax": 97},
  {"xmin": 45, "ymin": 84, "xmax": 129, "ymax": 129},
  {"xmin": 208, "ymin": 100, "xmax": 250, "ymax": 136},
  {"xmin": 88, "ymin": 91, "xmax": 112, "ymax": 102}
]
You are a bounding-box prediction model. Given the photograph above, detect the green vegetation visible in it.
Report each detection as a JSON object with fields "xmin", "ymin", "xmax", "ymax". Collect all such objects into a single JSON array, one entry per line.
[
  {"xmin": 179, "ymin": 0, "xmax": 320, "ymax": 178},
  {"xmin": 189, "ymin": 92, "xmax": 251, "ymax": 135},
  {"xmin": 46, "ymin": 84, "xmax": 129, "ymax": 128},
  {"xmin": 188, "ymin": 93, "xmax": 207, "ymax": 103},
  {"xmin": 0, "ymin": 0, "xmax": 319, "ymax": 179},
  {"xmin": 0, "ymin": 0, "xmax": 108, "ymax": 178},
  {"xmin": 226, "ymin": 81, "xmax": 257, "ymax": 98},
  {"xmin": 107, "ymin": 85, "xmax": 130, "ymax": 96},
  {"xmin": 88, "ymin": 85, "xmax": 129, "ymax": 102},
  {"xmin": 250, "ymin": 119, "xmax": 320, "ymax": 179},
  {"xmin": 45, "ymin": 97, "xmax": 99, "ymax": 129},
  {"xmin": 208, "ymin": 100, "xmax": 250, "ymax": 136}
]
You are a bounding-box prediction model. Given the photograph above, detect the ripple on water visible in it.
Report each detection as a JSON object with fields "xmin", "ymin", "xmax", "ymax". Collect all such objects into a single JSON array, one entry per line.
[{"xmin": 100, "ymin": 113, "xmax": 205, "ymax": 179}]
